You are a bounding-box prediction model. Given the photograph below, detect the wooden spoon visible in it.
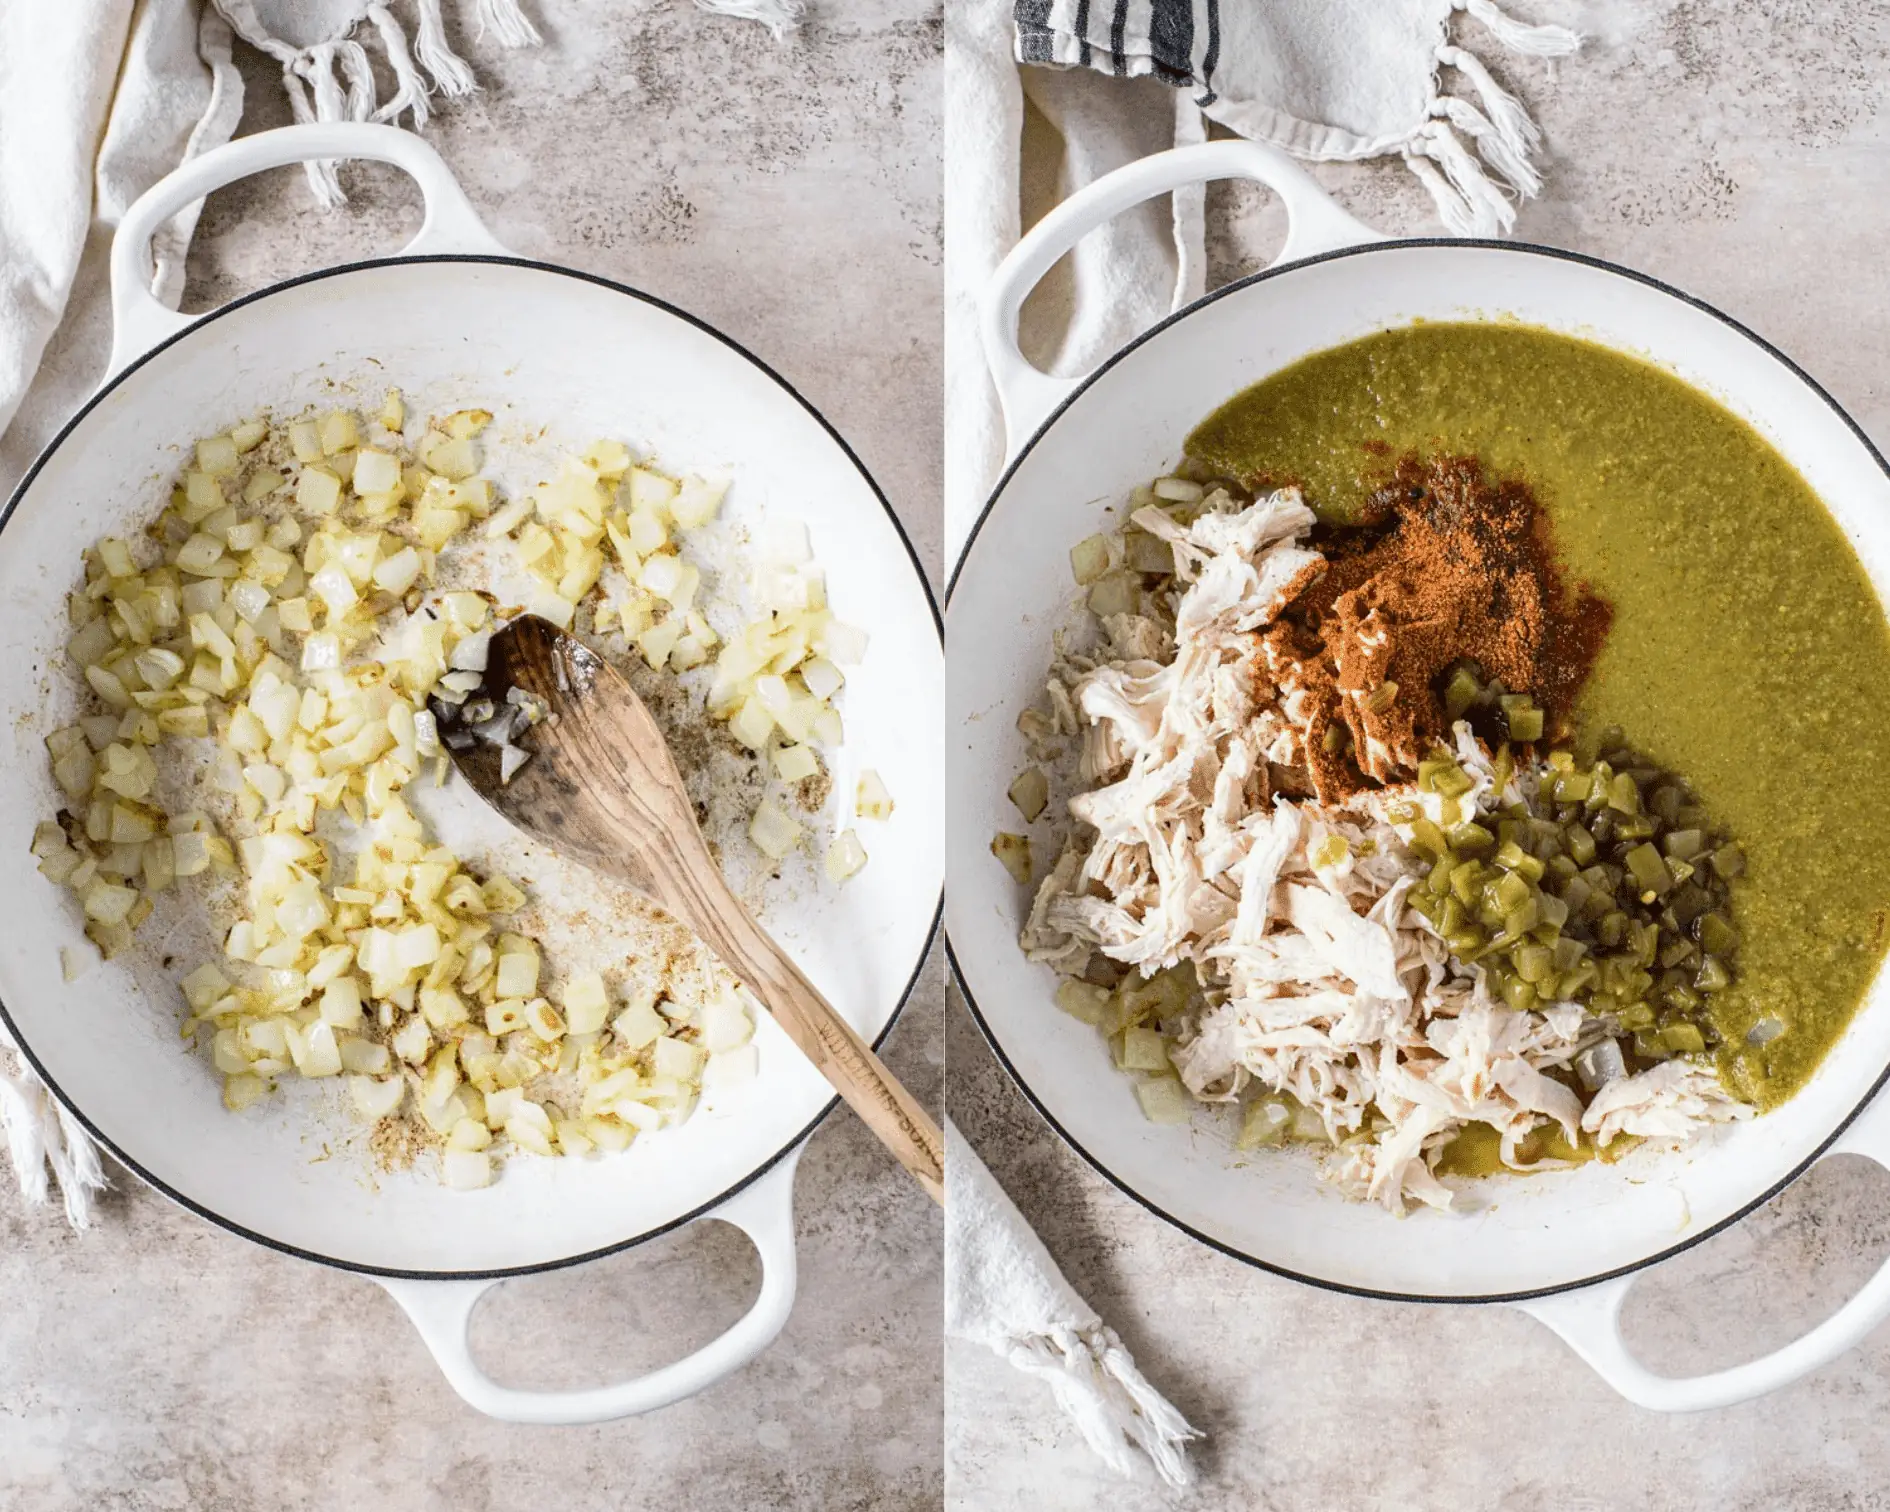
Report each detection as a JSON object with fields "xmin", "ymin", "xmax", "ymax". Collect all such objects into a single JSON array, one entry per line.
[{"xmin": 434, "ymin": 615, "xmax": 943, "ymax": 1205}]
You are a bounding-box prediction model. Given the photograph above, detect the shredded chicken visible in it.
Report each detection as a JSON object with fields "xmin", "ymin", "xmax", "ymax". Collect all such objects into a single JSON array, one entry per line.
[
  {"xmin": 1024, "ymin": 488, "xmax": 1750, "ymax": 1214},
  {"xmin": 1581, "ymin": 1060, "xmax": 1750, "ymax": 1147}
]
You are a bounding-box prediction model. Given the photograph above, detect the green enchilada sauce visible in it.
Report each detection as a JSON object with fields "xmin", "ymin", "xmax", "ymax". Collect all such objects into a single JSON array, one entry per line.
[{"xmin": 1185, "ymin": 322, "xmax": 1890, "ymax": 1107}]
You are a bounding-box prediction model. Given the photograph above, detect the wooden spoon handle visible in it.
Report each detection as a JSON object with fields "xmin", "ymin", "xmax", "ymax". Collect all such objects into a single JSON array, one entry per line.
[
  {"xmin": 738, "ymin": 930, "xmax": 944, "ymax": 1206},
  {"xmin": 682, "ymin": 870, "xmax": 944, "ymax": 1206}
]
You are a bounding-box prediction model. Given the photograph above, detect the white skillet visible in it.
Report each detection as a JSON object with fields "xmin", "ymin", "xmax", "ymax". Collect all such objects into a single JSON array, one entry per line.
[
  {"xmin": 947, "ymin": 139, "xmax": 1890, "ymax": 1412},
  {"xmin": 0, "ymin": 124, "xmax": 943, "ymax": 1424}
]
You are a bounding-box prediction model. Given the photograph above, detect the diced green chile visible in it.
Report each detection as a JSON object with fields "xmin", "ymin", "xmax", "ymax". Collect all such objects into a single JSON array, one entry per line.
[{"xmin": 1394, "ymin": 731, "xmax": 1740, "ymax": 1083}]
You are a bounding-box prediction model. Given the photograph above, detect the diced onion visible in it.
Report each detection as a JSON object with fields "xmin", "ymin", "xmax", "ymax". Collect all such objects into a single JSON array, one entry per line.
[
  {"xmin": 1153, "ymin": 476, "xmax": 1204, "ymax": 502},
  {"xmin": 351, "ymin": 1075, "xmax": 406, "ymax": 1119},
  {"xmin": 223, "ymin": 1074, "xmax": 267, "ymax": 1111},
  {"xmin": 825, "ymin": 830, "xmax": 867, "ymax": 883},
  {"xmin": 441, "ymin": 1149, "xmax": 493, "ymax": 1189},
  {"xmin": 372, "ymin": 546, "xmax": 422, "ymax": 595},
  {"xmin": 652, "ymin": 1035, "xmax": 704, "ymax": 1081},
  {"xmin": 319, "ymin": 411, "xmax": 359, "ymax": 454},
  {"xmin": 40, "ymin": 413, "xmax": 794, "ymax": 1194},
  {"xmin": 1008, "ymin": 767, "xmax": 1049, "ymax": 822},
  {"xmin": 447, "ymin": 631, "xmax": 491, "ymax": 672},
  {"xmin": 353, "ymin": 449, "xmax": 402, "ymax": 495},
  {"xmin": 340, "ymin": 1037, "xmax": 390, "ymax": 1075},
  {"xmin": 749, "ymin": 799, "xmax": 804, "ymax": 861},
  {"xmin": 698, "ymin": 997, "xmax": 752, "ymax": 1053},
  {"xmin": 1070, "ymin": 533, "xmax": 1112, "ymax": 586},
  {"xmin": 612, "ymin": 994, "xmax": 666, "ymax": 1051},
  {"xmin": 991, "ymin": 831, "xmax": 1032, "ymax": 885},
  {"xmin": 562, "ymin": 972, "xmax": 610, "ymax": 1035},
  {"xmin": 669, "ymin": 474, "xmax": 727, "ymax": 528},
  {"xmin": 856, "ymin": 769, "xmax": 895, "ymax": 821},
  {"xmin": 227, "ymin": 581, "xmax": 271, "ymax": 625},
  {"xmin": 1088, "ymin": 574, "xmax": 1139, "ymax": 618},
  {"xmin": 728, "ymin": 697, "xmax": 774, "ymax": 751},
  {"xmin": 300, "ymin": 633, "xmax": 341, "ymax": 673},
  {"xmin": 801, "ymin": 657, "xmax": 844, "ymax": 700},
  {"xmin": 773, "ymin": 744, "xmax": 818, "ymax": 783},
  {"xmin": 297, "ymin": 1021, "xmax": 343, "ymax": 1077},
  {"xmin": 296, "ymin": 467, "xmax": 342, "ymax": 515},
  {"xmin": 1135, "ymin": 1075, "xmax": 1195, "ymax": 1124},
  {"xmin": 83, "ymin": 880, "xmax": 137, "ymax": 925}
]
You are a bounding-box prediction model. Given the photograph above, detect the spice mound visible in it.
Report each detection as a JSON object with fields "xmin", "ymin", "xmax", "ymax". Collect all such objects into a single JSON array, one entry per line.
[{"xmin": 1263, "ymin": 454, "xmax": 1612, "ymax": 803}]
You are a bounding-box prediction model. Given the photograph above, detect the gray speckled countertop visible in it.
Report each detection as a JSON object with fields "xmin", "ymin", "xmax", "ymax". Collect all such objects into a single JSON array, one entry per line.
[
  {"xmin": 948, "ymin": 6, "xmax": 1890, "ymax": 1509},
  {"xmin": 15, "ymin": 2, "xmax": 1890, "ymax": 1506},
  {"xmin": 0, "ymin": 4, "xmax": 942, "ymax": 1509}
]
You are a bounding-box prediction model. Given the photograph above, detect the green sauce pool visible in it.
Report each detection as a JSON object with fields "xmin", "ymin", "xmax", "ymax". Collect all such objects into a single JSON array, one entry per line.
[{"xmin": 1186, "ymin": 322, "xmax": 1890, "ymax": 1106}]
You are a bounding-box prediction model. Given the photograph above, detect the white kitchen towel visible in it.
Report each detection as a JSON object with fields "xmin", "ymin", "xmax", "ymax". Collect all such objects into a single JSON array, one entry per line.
[
  {"xmin": 943, "ymin": 0, "xmax": 1578, "ymax": 556},
  {"xmin": 0, "ymin": 0, "xmax": 241, "ymax": 449},
  {"xmin": 1016, "ymin": 0, "xmax": 1579, "ymax": 237},
  {"xmin": 946, "ymin": 1119, "xmax": 1201, "ymax": 1487},
  {"xmin": 0, "ymin": 0, "xmax": 244, "ymax": 1226}
]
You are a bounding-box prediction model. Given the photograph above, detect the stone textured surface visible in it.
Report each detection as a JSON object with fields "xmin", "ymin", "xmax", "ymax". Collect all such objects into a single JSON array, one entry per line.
[
  {"xmin": 948, "ymin": 4, "xmax": 1890, "ymax": 1508},
  {"xmin": 0, "ymin": 4, "xmax": 941, "ymax": 1509}
]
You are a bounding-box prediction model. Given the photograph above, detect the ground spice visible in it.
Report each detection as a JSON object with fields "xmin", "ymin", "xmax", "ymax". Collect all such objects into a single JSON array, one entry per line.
[
  {"xmin": 1259, "ymin": 453, "xmax": 1612, "ymax": 802},
  {"xmin": 369, "ymin": 1112, "xmax": 433, "ymax": 1173}
]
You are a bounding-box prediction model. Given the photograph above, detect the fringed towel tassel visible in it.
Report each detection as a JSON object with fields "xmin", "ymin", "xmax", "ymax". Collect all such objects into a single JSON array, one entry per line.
[
  {"xmin": 336, "ymin": 38, "xmax": 378, "ymax": 121},
  {"xmin": 289, "ymin": 43, "xmax": 353, "ymax": 206},
  {"xmin": 1005, "ymin": 1325, "xmax": 1201, "ymax": 1490},
  {"xmin": 413, "ymin": 0, "xmax": 477, "ymax": 96},
  {"xmin": 475, "ymin": 0, "xmax": 543, "ymax": 49},
  {"xmin": 277, "ymin": 62, "xmax": 340, "ymax": 207},
  {"xmin": 302, "ymin": 42, "xmax": 349, "ymax": 127},
  {"xmin": 368, "ymin": 3, "xmax": 434, "ymax": 126},
  {"xmin": 0, "ymin": 1053, "xmax": 106, "ymax": 1228},
  {"xmin": 1406, "ymin": 117, "xmax": 1516, "ymax": 237},
  {"xmin": 1402, "ymin": 3, "xmax": 1580, "ymax": 236},
  {"xmin": 1457, "ymin": 0, "xmax": 1580, "ymax": 58},
  {"xmin": 1436, "ymin": 44, "xmax": 1542, "ymax": 195},
  {"xmin": 48, "ymin": 1102, "xmax": 105, "ymax": 1230},
  {"xmin": 1437, "ymin": 95, "xmax": 1537, "ymax": 197},
  {"xmin": 212, "ymin": 0, "xmax": 545, "ymax": 206},
  {"xmin": 695, "ymin": 0, "xmax": 805, "ymax": 44},
  {"xmin": 0, "ymin": 1071, "xmax": 51, "ymax": 1209},
  {"xmin": 1445, "ymin": 43, "xmax": 1545, "ymax": 158}
]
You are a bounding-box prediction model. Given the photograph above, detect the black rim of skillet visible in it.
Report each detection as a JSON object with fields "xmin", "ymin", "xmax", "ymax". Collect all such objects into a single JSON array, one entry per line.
[
  {"xmin": 947, "ymin": 235, "xmax": 1890, "ymax": 1307},
  {"xmin": 0, "ymin": 254, "xmax": 944, "ymax": 1282}
]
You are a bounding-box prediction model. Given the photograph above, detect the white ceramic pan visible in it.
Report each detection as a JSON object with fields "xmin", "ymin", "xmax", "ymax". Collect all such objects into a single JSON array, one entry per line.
[
  {"xmin": 0, "ymin": 124, "xmax": 942, "ymax": 1424},
  {"xmin": 947, "ymin": 140, "xmax": 1890, "ymax": 1412}
]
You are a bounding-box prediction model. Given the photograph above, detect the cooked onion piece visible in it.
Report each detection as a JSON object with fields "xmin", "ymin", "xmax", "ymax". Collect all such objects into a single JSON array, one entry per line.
[{"xmin": 38, "ymin": 406, "xmax": 779, "ymax": 1186}]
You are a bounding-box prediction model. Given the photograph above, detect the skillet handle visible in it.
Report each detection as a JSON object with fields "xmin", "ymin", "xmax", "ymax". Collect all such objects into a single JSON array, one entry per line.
[
  {"xmin": 1513, "ymin": 1092, "xmax": 1890, "ymax": 1411},
  {"xmin": 977, "ymin": 139, "xmax": 1383, "ymax": 466},
  {"xmin": 375, "ymin": 1149, "xmax": 801, "ymax": 1424},
  {"xmin": 107, "ymin": 122, "xmax": 509, "ymax": 381}
]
